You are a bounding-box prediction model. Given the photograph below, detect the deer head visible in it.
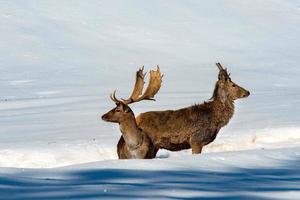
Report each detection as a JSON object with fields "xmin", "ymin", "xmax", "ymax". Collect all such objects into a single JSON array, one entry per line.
[
  {"xmin": 101, "ymin": 96, "xmax": 134, "ymax": 123},
  {"xmin": 213, "ymin": 63, "xmax": 250, "ymax": 103},
  {"xmin": 101, "ymin": 66, "xmax": 163, "ymax": 123}
]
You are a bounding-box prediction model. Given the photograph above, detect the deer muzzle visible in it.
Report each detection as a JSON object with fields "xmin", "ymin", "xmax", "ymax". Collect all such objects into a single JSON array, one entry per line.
[
  {"xmin": 101, "ymin": 114, "xmax": 109, "ymax": 121},
  {"xmin": 244, "ymin": 91, "xmax": 250, "ymax": 97}
]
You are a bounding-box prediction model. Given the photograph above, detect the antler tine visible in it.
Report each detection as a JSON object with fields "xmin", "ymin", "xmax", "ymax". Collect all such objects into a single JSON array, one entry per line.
[
  {"xmin": 216, "ymin": 62, "xmax": 224, "ymax": 71},
  {"xmin": 121, "ymin": 65, "xmax": 163, "ymax": 105},
  {"xmin": 216, "ymin": 63, "xmax": 229, "ymax": 73},
  {"xmin": 216, "ymin": 62, "xmax": 231, "ymax": 80},
  {"xmin": 122, "ymin": 66, "xmax": 146, "ymax": 104},
  {"xmin": 138, "ymin": 65, "xmax": 163, "ymax": 102},
  {"xmin": 110, "ymin": 90, "xmax": 122, "ymax": 104}
]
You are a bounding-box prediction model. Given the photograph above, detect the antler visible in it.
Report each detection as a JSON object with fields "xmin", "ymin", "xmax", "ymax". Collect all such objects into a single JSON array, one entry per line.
[
  {"xmin": 110, "ymin": 90, "xmax": 122, "ymax": 104},
  {"xmin": 216, "ymin": 62, "xmax": 224, "ymax": 71},
  {"xmin": 123, "ymin": 66, "xmax": 146, "ymax": 103},
  {"xmin": 122, "ymin": 65, "xmax": 163, "ymax": 104},
  {"xmin": 216, "ymin": 62, "xmax": 230, "ymax": 80}
]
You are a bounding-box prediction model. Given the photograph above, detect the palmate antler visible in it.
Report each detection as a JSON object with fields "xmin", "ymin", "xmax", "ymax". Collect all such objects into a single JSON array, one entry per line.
[{"xmin": 110, "ymin": 65, "xmax": 163, "ymax": 105}]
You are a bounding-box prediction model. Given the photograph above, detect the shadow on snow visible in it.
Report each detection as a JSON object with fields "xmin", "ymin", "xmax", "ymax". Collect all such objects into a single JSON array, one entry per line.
[{"xmin": 0, "ymin": 158, "xmax": 300, "ymax": 200}]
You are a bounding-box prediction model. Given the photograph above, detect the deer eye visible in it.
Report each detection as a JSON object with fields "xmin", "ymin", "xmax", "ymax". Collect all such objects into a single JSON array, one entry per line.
[
  {"xmin": 232, "ymin": 84, "xmax": 236, "ymax": 87},
  {"xmin": 115, "ymin": 109, "xmax": 121, "ymax": 112}
]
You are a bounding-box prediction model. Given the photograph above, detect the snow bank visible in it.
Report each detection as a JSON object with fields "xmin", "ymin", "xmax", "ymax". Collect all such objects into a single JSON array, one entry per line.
[{"xmin": 1, "ymin": 147, "xmax": 300, "ymax": 199}]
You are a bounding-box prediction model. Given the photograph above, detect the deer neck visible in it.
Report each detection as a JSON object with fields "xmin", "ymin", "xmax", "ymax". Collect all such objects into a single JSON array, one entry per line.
[
  {"xmin": 119, "ymin": 116, "xmax": 143, "ymax": 149},
  {"xmin": 211, "ymin": 97, "xmax": 235, "ymax": 128}
]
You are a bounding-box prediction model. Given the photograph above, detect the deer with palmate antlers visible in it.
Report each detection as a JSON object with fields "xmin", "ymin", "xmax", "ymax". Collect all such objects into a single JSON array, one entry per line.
[
  {"xmin": 134, "ymin": 63, "xmax": 250, "ymax": 154},
  {"xmin": 102, "ymin": 66, "xmax": 163, "ymax": 159}
]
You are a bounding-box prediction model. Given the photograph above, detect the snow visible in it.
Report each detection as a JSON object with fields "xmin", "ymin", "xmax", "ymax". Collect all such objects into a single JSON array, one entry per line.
[
  {"xmin": 0, "ymin": 0, "xmax": 300, "ymax": 199},
  {"xmin": 1, "ymin": 148, "xmax": 300, "ymax": 199}
]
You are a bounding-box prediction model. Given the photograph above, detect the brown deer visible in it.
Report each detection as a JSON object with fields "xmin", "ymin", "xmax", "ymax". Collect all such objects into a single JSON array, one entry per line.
[
  {"xmin": 101, "ymin": 66, "xmax": 163, "ymax": 159},
  {"xmin": 134, "ymin": 63, "xmax": 250, "ymax": 154}
]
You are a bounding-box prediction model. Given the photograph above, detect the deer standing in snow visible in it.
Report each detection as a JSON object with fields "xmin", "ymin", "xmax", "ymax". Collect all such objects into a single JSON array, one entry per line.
[
  {"xmin": 102, "ymin": 66, "xmax": 163, "ymax": 159},
  {"xmin": 135, "ymin": 63, "xmax": 250, "ymax": 154}
]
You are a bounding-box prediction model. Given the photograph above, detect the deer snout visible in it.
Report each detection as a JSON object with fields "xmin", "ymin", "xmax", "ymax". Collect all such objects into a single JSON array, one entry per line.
[
  {"xmin": 101, "ymin": 114, "xmax": 108, "ymax": 121},
  {"xmin": 243, "ymin": 91, "xmax": 250, "ymax": 98}
]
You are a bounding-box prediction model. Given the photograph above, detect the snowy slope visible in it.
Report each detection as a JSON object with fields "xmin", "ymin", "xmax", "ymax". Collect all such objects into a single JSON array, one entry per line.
[
  {"xmin": 1, "ymin": 0, "xmax": 300, "ymax": 168},
  {"xmin": 0, "ymin": 0, "xmax": 300, "ymax": 198}
]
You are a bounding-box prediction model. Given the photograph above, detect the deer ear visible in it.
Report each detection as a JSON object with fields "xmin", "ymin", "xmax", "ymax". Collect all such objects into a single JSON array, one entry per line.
[
  {"xmin": 124, "ymin": 107, "xmax": 131, "ymax": 113},
  {"xmin": 218, "ymin": 73, "xmax": 224, "ymax": 80},
  {"xmin": 218, "ymin": 71, "xmax": 228, "ymax": 80}
]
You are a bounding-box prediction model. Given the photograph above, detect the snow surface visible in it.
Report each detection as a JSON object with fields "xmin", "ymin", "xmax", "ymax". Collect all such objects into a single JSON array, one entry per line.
[
  {"xmin": 0, "ymin": 0, "xmax": 300, "ymax": 199},
  {"xmin": 1, "ymin": 148, "xmax": 300, "ymax": 200}
]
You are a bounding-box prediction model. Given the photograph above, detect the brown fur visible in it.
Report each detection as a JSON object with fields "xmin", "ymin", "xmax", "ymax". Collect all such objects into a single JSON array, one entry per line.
[
  {"xmin": 102, "ymin": 102, "xmax": 156, "ymax": 159},
  {"xmin": 122, "ymin": 64, "xmax": 250, "ymax": 154}
]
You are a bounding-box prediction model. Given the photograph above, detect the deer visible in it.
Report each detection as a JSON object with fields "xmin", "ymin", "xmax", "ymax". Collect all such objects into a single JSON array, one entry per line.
[
  {"xmin": 101, "ymin": 66, "xmax": 163, "ymax": 159},
  {"xmin": 133, "ymin": 63, "xmax": 250, "ymax": 154}
]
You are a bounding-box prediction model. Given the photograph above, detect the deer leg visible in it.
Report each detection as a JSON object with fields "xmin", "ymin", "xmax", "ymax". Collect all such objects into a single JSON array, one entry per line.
[
  {"xmin": 189, "ymin": 135, "xmax": 203, "ymax": 154},
  {"xmin": 191, "ymin": 144, "xmax": 203, "ymax": 154},
  {"xmin": 117, "ymin": 136, "xmax": 128, "ymax": 159}
]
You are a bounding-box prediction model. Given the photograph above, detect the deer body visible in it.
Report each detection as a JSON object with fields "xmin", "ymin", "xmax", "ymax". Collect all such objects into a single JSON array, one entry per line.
[
  {"xmin": 136, "ymin": 95, "xmax": 235, "ymax": 153},
  {"xmin": 117, "ymin": 133, "xmax": 155, "ymax": 159}
]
